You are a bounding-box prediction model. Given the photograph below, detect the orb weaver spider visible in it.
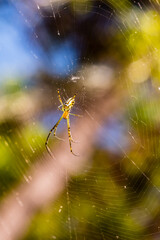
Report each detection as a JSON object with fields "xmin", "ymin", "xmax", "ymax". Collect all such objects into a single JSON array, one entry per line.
[{"xmin": 45, "ymin": 89, "xmax": 81, "ymax": 156}]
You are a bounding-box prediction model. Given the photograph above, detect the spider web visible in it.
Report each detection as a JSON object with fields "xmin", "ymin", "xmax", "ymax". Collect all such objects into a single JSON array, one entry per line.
[{"xmin": 1, "ymin": 0, "xmax": 160, "ymax": 239}]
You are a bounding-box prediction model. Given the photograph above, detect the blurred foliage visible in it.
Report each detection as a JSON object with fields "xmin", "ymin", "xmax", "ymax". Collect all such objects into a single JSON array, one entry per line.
[
  {"xmin": 22, "ymin": 151, "xmax": 144, "ymax": 240},
  {"xmin": 1, "ymin": 0, "xmax": 160, "ymax": 239}
]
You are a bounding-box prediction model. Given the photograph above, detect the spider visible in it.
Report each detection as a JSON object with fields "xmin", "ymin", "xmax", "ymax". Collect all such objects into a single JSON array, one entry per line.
[{"xmin": 45, "ymin": 89, "xmax": 81, "ymax": 156}]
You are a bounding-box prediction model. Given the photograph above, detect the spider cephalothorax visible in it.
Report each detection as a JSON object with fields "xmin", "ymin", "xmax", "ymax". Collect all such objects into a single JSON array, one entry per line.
[{"xmin": 59, "ymin": 97, "xmax": 75, "ymax": 115}]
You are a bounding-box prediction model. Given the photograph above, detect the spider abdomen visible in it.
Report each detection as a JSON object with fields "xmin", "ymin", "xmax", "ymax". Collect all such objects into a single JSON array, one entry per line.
[{"xmin": 63, "ymin": 111, "xmax": 69, "ymax": 119}]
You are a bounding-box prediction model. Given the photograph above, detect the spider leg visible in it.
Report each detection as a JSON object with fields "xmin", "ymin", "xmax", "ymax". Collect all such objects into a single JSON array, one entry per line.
[
  {"xmin": 58, "ymin": 106, "xmax": 63, "ymax": 111},
  {"xmin": 71, "ymin": 138, "xmax": 80, "ymax": 143},
  {"xmin": 54, "ymin": 135, "xmax": 65, "ymax": 141},
  {"xmin": 70, "ymin": 113, "xmax": 82, "ymax": 117},
  {"xmin": 53, "ymin": 115, "xmax": 63, "ymax": 136},
  {"xmin": 68, "ymin": 113, "xmax": 81, "ymax": 142},
  {"xmin": 67, "ymin": 117, "xmax": 79, "ymax": 156},
  {"xmin": 45, "ymin": 115, "xmax": 63, "ymax": 154},
  {"xmin": 57, "ymin": 89, "xmax": 63, "ymax": 105},
  {"xmin": 72, "ymin": 94, "xmax": 76, "ymax": 102},
  {"xmin": 45, "ymin": 144, "xmax": 55, "ymax": 159}
]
